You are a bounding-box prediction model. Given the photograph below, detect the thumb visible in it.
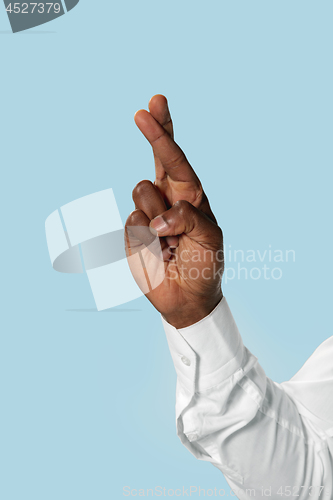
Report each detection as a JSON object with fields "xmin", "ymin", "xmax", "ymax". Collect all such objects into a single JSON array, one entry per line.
[{"xmin": 149, "ymin": 200, "xmax": 222, "ymax": 248}]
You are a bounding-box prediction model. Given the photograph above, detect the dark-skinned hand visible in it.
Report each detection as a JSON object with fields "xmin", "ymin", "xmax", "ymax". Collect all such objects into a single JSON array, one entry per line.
[{"xmin": 125, "ymin": 95, "xmax": 224, "ymax": 329}]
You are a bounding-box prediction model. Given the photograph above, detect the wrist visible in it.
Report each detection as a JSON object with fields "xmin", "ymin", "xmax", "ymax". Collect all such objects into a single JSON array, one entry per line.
[{"xmin": 162, "ymin": 290, "xmax": 223, "ymax": 329}]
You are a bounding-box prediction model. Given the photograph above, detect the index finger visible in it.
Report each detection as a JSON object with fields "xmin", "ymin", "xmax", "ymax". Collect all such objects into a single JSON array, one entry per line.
[{"xmin": 134, "ymin": 109, "xmax": 200, "ymax": 185}]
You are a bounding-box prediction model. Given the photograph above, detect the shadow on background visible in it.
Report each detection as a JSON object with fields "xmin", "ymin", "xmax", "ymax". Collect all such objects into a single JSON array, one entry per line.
[
  {"xmin": 0, "ymin": 30, "xmax": 56, "ymax": 34},
  {"xmin": 66, "ymin": 309, "xmax": 141, "ymax": 313}
]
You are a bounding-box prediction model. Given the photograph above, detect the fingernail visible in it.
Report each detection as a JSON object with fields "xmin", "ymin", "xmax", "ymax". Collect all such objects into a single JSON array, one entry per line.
[{"xmin": 150, "ymin": 216, "xmax": 168, "ymax": 234}]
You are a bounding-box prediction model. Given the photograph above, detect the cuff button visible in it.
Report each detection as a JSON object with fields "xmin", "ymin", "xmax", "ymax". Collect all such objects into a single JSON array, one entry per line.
[{"xmin": 181, "ymin": 355, "xmax": 191, "ymax": 367}]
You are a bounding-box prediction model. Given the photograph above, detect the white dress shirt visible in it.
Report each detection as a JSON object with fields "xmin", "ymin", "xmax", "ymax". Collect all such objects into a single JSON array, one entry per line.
[{"xmin": 162, "ymin": 297, "xmax": 333, "ymax": 500}]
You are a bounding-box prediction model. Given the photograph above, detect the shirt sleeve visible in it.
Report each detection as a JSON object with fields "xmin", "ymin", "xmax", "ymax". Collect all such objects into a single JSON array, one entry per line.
[{"xmin": 161, "ymin": 297, "xmax": 333, "ymax": 500}]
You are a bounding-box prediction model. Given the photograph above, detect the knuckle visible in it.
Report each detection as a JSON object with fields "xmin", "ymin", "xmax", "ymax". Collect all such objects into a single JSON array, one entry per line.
[
  {"xmin": 173, "ymin": 199, "xmax": 192, "ymax": 214},
  {"xmin": 162, "ymin": 151, "xmax": 185, "ymax": 170},
  {"xmin": 132, "ymin": 179, "xmax": 154, "ymax": 202},
  {"xmin": 196, "ymin": 188, "xmax": 206, "ymax": 206},
  {"xmin": 126, "ymin": 209, "xmax": 145, "ymax": 227}
]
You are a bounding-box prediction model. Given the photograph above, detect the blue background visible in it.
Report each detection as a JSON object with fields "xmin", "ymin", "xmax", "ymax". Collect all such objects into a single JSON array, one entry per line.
[{"xmin": 1, "ymin": 1, "xmax": 332, "ymax": 498}]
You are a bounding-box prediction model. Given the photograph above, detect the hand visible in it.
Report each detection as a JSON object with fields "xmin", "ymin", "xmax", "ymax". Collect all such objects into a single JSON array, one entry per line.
[{"xmin": 125, "ymin": 95, "xmax": 224, "ymax": 329}]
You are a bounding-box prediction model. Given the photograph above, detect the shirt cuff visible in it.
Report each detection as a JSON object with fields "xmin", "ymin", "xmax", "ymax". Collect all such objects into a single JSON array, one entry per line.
[{"xmin": 161, "ymin": 296, "xmax": 253, "ymax": 394}]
